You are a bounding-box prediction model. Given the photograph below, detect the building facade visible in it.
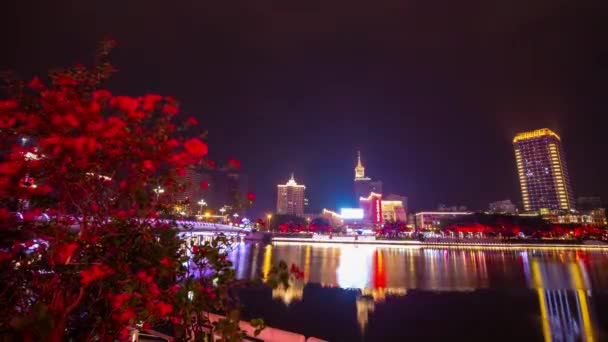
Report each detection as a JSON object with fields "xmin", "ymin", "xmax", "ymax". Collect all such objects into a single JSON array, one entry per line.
[
  {"xmin": 513, "ymin": 128, "xmax": 575, "ymax": 212},
  {"xmin": 354, "ymin": 151, "xmax": 382, "ymax": 201},
  {"xmin": 277, "ymin": 174, "xmax": 306, "ymax": 216},
  {"xmin": 415, "ymin": 211, "xmax": 473, "ymax": 230},
  {"xmin": 382, "ymin": 194, "xmax": 408, "ymax": 222},
  {"xmin": 488, "ymin": 199, "xmax": 517, "ymax": 214}
]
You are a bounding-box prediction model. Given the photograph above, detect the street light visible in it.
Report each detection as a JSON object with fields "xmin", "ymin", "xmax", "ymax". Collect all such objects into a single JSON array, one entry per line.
[
  {"xmin": 153, "ymin": 186, "xmax": 164, "ymax": 200},
  {"xmin": 198, "ymin": 199, "xmax": 207, "ymax": 215},
  {"xmin": 266, "ymin": 214, "xmax": 272, "ymax": 230},
  {"xmin": 219, "ymin": 207, "xmax": 226, "ymax": 223}
]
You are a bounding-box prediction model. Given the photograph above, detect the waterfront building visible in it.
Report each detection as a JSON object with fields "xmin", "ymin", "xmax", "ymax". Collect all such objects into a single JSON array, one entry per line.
[
  {"xmin": 202, "ymin": 165, "xmax": 248, "ymax": 215},
  {"xmin": 540, "ymin": 209, "xmax": 607, "ymax": 227},
  {"xmin": 513, "ymin": 128, "xmax": 575, "ymax": 211},
  {"xmin": 437, "ymin": 204, "xmax": 468, "ymax": 212},
  {"xmin": 358, "ymin": 193, "xmax": 384, "ymax": 225},
  {"xmin": 488, "ymin": 199, "xmax": 517, "ymax": 214},
  {"xmin": 415, "ymin": 211, "xmax": 473, "ymax": 230},
  {"xmin": 358, "ymin": 193, "xmax": 407, "ymax": 224},
  {"xmin": 277, "ymin": 174, "xmax": 306, "ymax": 216},
  {"xmin": 174, "ymin": 166, "xmax": 205, "ymax": 215},
  {"xmin": 354, "ymin": 151, "xmax": 382, "ymax": 200},
  {"xmin": 381, "ymin": 194, "xmax": 408, "ymax": 222}
]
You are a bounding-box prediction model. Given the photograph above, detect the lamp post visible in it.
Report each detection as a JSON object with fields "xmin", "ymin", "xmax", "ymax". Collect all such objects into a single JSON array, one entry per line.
[
  {"xmin": 153, "ymin": 186, "xmax": 164, "ymax": 201},
  {"xmin": 266, "ymin": 214, "xmax": 272, "ymax": 231},
  {"xmin": 219, "ymin": 207, "xmax": 226, "ymax": 223},
  {"xmin": 198, "ymin": 199, "xmax": 207, "ymax": 216}
]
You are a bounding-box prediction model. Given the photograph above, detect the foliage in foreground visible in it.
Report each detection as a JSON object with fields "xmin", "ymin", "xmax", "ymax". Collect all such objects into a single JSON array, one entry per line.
[{"xmin": 0, "ymin": 40, "xmax": 287, "ymax": 341}]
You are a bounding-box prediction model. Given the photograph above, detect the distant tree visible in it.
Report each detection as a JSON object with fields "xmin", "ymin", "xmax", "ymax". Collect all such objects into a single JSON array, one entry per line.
[{"xmin": 269, "ymin": 214, "xmax": 306, "ymax": 231}]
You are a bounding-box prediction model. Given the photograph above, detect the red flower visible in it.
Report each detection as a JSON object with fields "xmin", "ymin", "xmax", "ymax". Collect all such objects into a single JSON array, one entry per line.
[
  {"xmin": 142, "ymin": 160, "xmax": 154, "ymax": 171},
  {"xmin": 228, "ymin": 158, "xmax": 241, "ymax": 169},
  {"xmin": 93, "ymin": 89, "xmax": 112, "ymax": 102},
  {"xmin": 161, "ymin": 257, "xmax": 170, "ymax": 266},
  {"xmin": 0, "ymin": 208, "xmax": 12, "ymax": 220},
  {"xmin": 28, "ymin": 76, "xmax": 44, "ymax": 90},
  {"xmin": 246, "ymin": 192, "xmax": 256, "ymax": 201},
  {"xmin": 0, "ymin": 100, "xmax": 18, "ymax": 110},
  {"xmin": 110, "ymin": 96, "xmax": 139, "ymax": 114},
  {"xmin": 80, "ymin": 264, "xmax": 111, "ymax": 285},
  {"xmin": 162, "ymin": 104, "xmax": 179, "ymax": 116},
  {"xmin": 55, "ymin": 75, "xmax": 78, "ymax": 86},
  {"xmin": 166, "ymin": 139, "xmax": 180, "ymax": 148},
  {"xmin": 23, "ymin": 208, "xmax": 42, "ymax": 221},
  {"xmin": 0, "ymin": 161, "xmax": 21, "ymax": 175},
  {"xmin": 24, "ymin": 240, "xmax": 34, "ymax": 248},
  {"xmin": 63, "ymin": 113, "xmax": 80, "ymax": 127},
  {"xmin": 91, "ymin": 203, "xmax": 100, "ymax": 212},
  {"xmin": 200, "ymin": 181, "xmax": 209, "ymax": 189},
  {"xmin": 192, "ymin": 246, "xmax": 199, "ymax": 253},
  {"xmin": 183, "ymin": 138, "xmax": 208, "ymax": 157},
  {"xmin": 55, "ymin": 242, "xmax": 78, "ymax": 265},
  {"xmin": 207, "ymin": 159, "xmax": 216, "ymax": 169},
  {"xmin": 186, "ymin": 117, "xmax": 198, "ymax": 125},
  {"xmin": 141, "ymin": 94, "xmax": 162, "ymax": 112},
  {"xmin": 117, "ymin": 308, "xmax": 136, "ymax": 322},
  {"xmin": 0, "ymin": 117, "xmax": 16, "ymax": 129},
  {"xmin": 110, "ymin": 293, "xmax": 132, "ymax": 309},
  {"xmin": 155, "ymin": 301, "xmax": 173, "ymax": 317}
]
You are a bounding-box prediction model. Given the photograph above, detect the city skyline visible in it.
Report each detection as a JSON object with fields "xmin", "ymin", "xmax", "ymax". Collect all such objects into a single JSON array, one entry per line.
[{"xmin": 3, "ymin": 0, "xmax": 607, "ymax": 215}]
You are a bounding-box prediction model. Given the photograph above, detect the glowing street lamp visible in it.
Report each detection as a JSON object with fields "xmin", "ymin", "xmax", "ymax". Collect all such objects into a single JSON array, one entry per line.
[
  {"xmin": 266, "ymin": 214, "xmax": 272, "ymax": 230},
  {"xmin": 219, "ymin": 207, "xmax": 227, "ymax": 223},
  {"xmin": 153, "ymin": 186, "xmax": 164, "ymax": 200},
  {"xmin": 198, "ymin": 199, "xmax": 207, "ymax": 214}
]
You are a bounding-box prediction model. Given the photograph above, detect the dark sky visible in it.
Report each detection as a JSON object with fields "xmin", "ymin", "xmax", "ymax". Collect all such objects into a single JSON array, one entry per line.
[{"xmin": 2, "ymin": 0, "xmax": 608, "ymax": 216}]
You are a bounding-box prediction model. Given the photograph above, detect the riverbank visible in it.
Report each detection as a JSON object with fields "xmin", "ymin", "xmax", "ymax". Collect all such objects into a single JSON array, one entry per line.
[{"xmin": 269, "ymin": 236, "xmax": 608, "ymax": 250}]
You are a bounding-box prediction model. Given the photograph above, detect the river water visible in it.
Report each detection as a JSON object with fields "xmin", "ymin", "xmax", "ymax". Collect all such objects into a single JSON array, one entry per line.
[{"xmin": 225, "ymin": 241, "xmax": 608, "ymax": 341}]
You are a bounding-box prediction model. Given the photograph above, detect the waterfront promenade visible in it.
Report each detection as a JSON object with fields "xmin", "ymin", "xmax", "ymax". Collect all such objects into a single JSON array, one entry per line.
[{"xmin": 268, "ymin": 234, "xmax": 608, "ymax": 250}]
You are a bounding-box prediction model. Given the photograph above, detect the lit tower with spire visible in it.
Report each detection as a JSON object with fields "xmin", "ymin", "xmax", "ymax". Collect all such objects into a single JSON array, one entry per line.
[
  {"xmin": 355, "ymin": 151, "xmax": 370, "ymax": 181},
  {"xmin": 354, "ymin": 151, "xmax": 382, "ymax": 201},
  {"xmin": 277, "ymin": 173, "xmax": 306, "ymax": 216}
]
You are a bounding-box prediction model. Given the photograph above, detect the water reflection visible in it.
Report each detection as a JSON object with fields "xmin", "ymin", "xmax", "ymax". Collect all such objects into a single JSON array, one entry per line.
[{"xmin": 227, "ymin": 242, "xmax": 608, "ymax": 340}]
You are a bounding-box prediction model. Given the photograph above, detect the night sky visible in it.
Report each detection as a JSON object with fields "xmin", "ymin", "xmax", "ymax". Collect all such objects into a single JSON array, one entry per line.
[{"xmin": 2, "ymin": 1, "xmax": 608, "ymax": 216}]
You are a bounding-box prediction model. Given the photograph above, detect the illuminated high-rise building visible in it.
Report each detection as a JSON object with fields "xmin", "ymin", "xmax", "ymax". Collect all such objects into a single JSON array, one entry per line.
[
  {"xmin": 354, "ymin": 151, "xmax": 382, "ymax": 200},
  {"xmin": 277, "ymin": 174, "xmax": 306, "ymax": 216},
  {"xmin": 513, "ymin": 128, "xmax": 574, "ymax": 212}
]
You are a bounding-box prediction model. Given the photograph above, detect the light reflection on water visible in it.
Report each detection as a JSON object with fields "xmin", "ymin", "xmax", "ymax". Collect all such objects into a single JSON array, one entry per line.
[{"xmin": 225, "ymin": 242, "xmax": 608, "ymax": 341}]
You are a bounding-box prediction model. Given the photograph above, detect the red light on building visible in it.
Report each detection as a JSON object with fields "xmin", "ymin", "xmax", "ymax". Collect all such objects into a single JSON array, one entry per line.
[{"xmin": 373, "ymin": 198, "xmax": 382, "ymax": 224}]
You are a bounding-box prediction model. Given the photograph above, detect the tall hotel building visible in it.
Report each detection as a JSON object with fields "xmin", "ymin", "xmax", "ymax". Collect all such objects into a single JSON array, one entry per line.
[
  {"xmin": 277, "ymin": 174, "xmax": 306, "ymax": 216},
  {"xmin": 513, "ymin": 128, "xmax": 574, "ymax": 212}
]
